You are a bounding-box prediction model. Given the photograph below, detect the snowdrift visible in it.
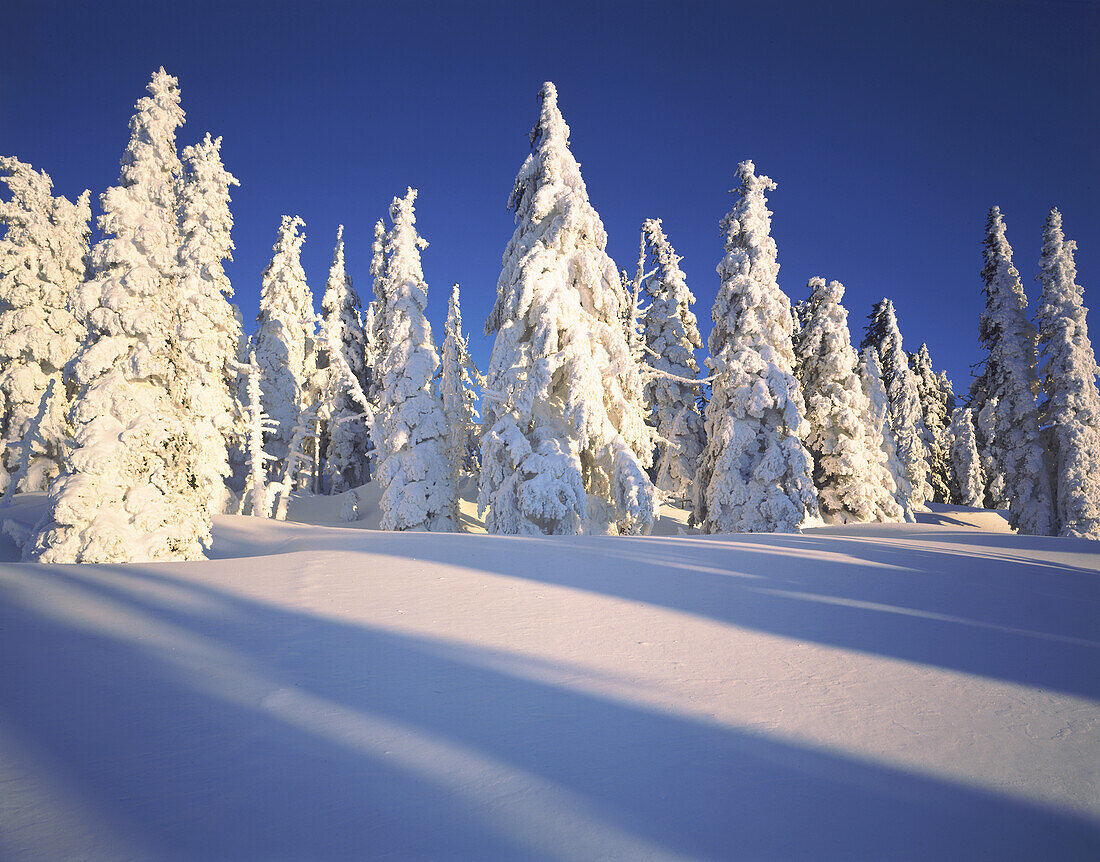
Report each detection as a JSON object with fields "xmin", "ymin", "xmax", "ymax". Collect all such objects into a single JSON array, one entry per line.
[{"xmin": 1, "ymin": 495, "xmax": 1098, "ymax": 860}]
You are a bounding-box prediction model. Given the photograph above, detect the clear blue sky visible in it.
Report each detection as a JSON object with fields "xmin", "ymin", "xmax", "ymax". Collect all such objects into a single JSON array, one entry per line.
[{"xmin": 4, "ymin": 0, "xmax": 1098, "ymax": 395}]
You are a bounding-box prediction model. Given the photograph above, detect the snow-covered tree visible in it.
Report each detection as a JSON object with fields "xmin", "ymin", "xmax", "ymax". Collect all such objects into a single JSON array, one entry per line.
[
  {"xmin": 861, "ymin": 298, "xmax": 932, "ymax": 512},
  {"xmin": 479, "ymin": 82, "xmax": 657, "ymax": 535},
  {"xmin": 440, "ymin": 284, "xmax": 481, "ymax": 493},
  {"xmin": 859, "ymin": 347, "xmax": 910, "ymax": 519},
  {"xmin": 694, "ymin": 161, "xmax": 817, "ymax": 533},
  {"xmin": 949, "ymin": 407, "xmax": 984, "ymax": 507},
  {"xmin": 640, "ymin": 218, "xmax": 705, "ymax": 502},
  {"xmin": 1035, "ymin": 208, "xmax": 1100, "ymax": 539},
  {"xmin": 373, "ymin": 189, "xmax": 455, "ymax": 531},
  {"xmin": 972, "ymin": 206, "xmax": 1053, "ymax": 534},
  {"xmin": 366, "ymin": 219, "xmax": 388, "ymax": 405},
  {"xmin": 252, "ymin": 215, "xmax": 316, "ymax": 481},
  {"xmin": 28, "ymin": 68, "xmax": 209, "ymax": 563},
  {"xmin": 909, "ymin": 343, "xmax": 954, "ymax": 504},
  {"xmin": 0, "ymin": 158, "xmax": 90, "ymax": 495},
  {"xmin": 796, "ymin": 278, "xmax": 902, "ymax": 523},
  {"xmin": 242, "ymin": 352, "xmax": 276, "ymax": 517},
  {"xmin": 176, "ymin": 133, "xmax": 241, "ymax": 515},
  {"xmin": 317, "ymin": 225, "xmax": 371, "ymax": 492}
]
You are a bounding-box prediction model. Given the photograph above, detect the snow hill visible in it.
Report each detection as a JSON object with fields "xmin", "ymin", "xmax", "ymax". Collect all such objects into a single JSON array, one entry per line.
[{"xmin": 1, "ymin": 493, "xmax": 1098, "ymax": 860}]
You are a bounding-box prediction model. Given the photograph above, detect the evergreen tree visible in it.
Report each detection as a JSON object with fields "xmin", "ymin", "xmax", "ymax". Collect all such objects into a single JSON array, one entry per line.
[
  {"xmin": 366, "ymin": 219, "xmax": 388, "ymax": 405},
  {"xmin": 0, "ymin": 157, "xmax": 90, "ymax": 494},
  {"xmin": 861, "ymin": 298, "xmax": 932, "ymax": 511},
  {"xmin": 908, "ymin": 343, "xmax": 954, "ymax": 504},
  {"xmin": 479, "ymin": 82, "xmax": 657, "ymax": 535},
  {"xmin": 253, "ymin": 215, "xmax": 316, "ymax": 480},
  {"xmin": 439, "ymin": 284, "xmax": 481, "ymax": 497},
  {"xmin": 949, "ymin": 407, "xmax": 984, "ymax": 507},
  {"xmin": 640, "ymin": 218, "xmax": 705, "ymax": 503},
  {"xmin": 695, "ymin": 160, "xmax": 817, "ymax": 533},
  {"xmin": 859, "ymin": 347, "xmax": 910, "ymax": 519},
  {"xmin": 972, "ymin": 206, "xmax": 1053, "ymax": 534},
  {"xmin": 1035, "ymin": 208, "xmax": 1100, "ymax": 538},
  {"xmin": 317, "ymin": 225, "xmax": 371, "ymax": 492},
  {"xmin": 796, "ymin": 278, "xmax": 902, "ymax": 523},
  {"xmin": 28, "ymin": 68, "xmax": 209, "ymax": 563},
  {"xmin": 176, "ymin": 133, "xmax": 241, "ymax": 515},
  {"xmin": 373, "ymin": 189, "xmax": 455, "ymax": 531}
]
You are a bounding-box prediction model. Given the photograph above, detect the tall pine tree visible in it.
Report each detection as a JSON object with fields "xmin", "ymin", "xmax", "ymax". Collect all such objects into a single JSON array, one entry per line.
[
  {"xmin": 1035, "ymin": 208, "xmax": 1100, "ymax": 538},
  {"xmin": 479, "ymin": 82, "xmax": 657, "ymax": 535},
  {"xmin": 972, "ymin": 206, "xmax": 1053, "ymax": 534},
  {"xmin": 796, "ymin": 278, "xmax": 902, "ymax": 523},
  {"xmin": 641, "ymin": 218, "xmax": 705, "ymax": 503},
  {"xmin": 908, "ymin": 343, "xmax": 954, "ymax": 504},
  {"xmin": 695, "ymin": 161, "xmax": 817, "ymax": 533},
  {"xmin": 0, "ymin": 158, "xmax": 90, "ymax": 495},
  {"xmin": 440, "ymin": 284, "xmax": 481, "ymax": 495},
  {"xmin": 861, "ymin": 298, "xmax": 932, "ymax": 512},
  {"xmin": 373, "ymin": 189, "xmax": 455, "ymax": 531},
  {"xmin": 29, "ymin": 69, "xmax": 209, "ymax": 563}
]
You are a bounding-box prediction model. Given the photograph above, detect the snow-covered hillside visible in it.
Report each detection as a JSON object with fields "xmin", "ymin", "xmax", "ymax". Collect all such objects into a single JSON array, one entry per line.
[{"xmin": 1, "ymin": 495, "xmax": 1098, "ymax": 860}]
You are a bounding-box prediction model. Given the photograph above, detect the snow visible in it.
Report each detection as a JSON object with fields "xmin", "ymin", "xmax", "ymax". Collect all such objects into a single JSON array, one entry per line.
[{"xmin": 1, "ymin": 491, "xmax": 1098, "ymax": 860}]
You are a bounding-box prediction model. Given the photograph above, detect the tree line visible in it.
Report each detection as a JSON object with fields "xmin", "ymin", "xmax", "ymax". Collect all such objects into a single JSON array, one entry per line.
[{"xmin": 1, "ymin": 72, "xmax": 1096, "ymax": 563}]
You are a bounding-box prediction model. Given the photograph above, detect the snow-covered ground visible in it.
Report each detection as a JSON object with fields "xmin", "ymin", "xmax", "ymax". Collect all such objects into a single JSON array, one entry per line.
[{"xmin": 1, "ymin": 492, "xmax": 1098, "ymax": 860}]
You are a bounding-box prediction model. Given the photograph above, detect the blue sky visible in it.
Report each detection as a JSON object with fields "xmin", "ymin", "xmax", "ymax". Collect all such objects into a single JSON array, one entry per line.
[{"xmin": 4, "ymin": 0, "xmax": 1097, "ymax": 394}]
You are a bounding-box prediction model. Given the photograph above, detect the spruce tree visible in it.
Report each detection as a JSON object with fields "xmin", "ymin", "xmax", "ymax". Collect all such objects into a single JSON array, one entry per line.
[
  {"xmin": 949, "ymin": 407, "xmax": 984, "ymax": 507},
  {"xmin": 695, "ymin": 160, "xmax": 817, "ymax": 533},
  {"xmin": 1035, "ymin": 208, "xmax": 1100, "ymax": 538},
  {"xmin": 641, "ymin": 218, "xmax": 705, "ymax": 503},
  {"xmin": 29, "ymin": 68, "xmax": 209, "ymax": 563},
  {"xmin": 859, "ymin": 347, "xmax": 910, "ymax": 519},
  {"xmin": 439, "ymin": 284, "xmax": 481, "ymax": 498},
  {"xmin": 373, "ymin": 189, "xmax": 455, "ymax": 531},
  {"xmin": 253, "ymin": 215, "xmax": 316, "ymax": 480},
  {"xmin": 176, "ymin": 133, "xmax": 241, "ymax": 515},
  {"xmin": 973, "ymin": 206, "xmax": 1053, "ymax": 534},
  {"xmin": 909, "ymin": 343, "xmax": 954, "ymax": 504},
  {"xmin": 861, "ymin": 298, "xmax": 932, "ymax": 512},
  {"xmin": 479, "ymin": 82, "xmax": 657, "ymax": 535},
  {"xmin": 0, "ymin": 158, "xmax": 90, "ymax": 494},
  {"xmin": 317, "ymin": 225, "xmax": 371, "ymax": 492},
  {"xmin": 796, "ymin": 278, "xmax": 902, "ymax": 523}
]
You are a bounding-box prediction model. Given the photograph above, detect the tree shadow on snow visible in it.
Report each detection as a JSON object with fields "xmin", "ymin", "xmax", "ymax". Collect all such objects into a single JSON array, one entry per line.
[{"xmin": 1, "ymin": 564, "xmax": 1097, "ymax": 861}]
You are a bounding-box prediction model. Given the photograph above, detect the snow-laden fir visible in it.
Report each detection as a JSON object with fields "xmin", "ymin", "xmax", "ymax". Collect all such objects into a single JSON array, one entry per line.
[
  {"xmin": 949, "ymin": 406, "xmax": 985, "ymax": 508},
  {"xmin": 478, "ymin": 82, "xmax": 657, "ymax": 536},
  {"xmin": 317, "ymin": 225, "xmax": 372, "ymax": 494},
  {"xmin": 861, "ymin": 298, "xmax": 932, "ymax": 513},
  {"xmin": 908, "ymin": 343, "xmax": 955, "ymax": 504},
  {"xmin": 372, "ymin": 189, "xmax": 455, "ymax": 532},
  {"xmin": 640, "ymin": 218, "xmax": 706, "ymax": 504},
  {"xmin": 694, "ymin": 161, "xmax": 817, "ymax": 534},
  {"xmin": 0, "ymin": 158, "xmax": 90, "ymax": 496},
  {"xmin": 439, "ymin": 284, "xmax": 481, "ymax": 495},
  {"xmin": 971, "ymin": 206, "xmax": 1054, "ymax": 535},
  {"xmin": 859, "ymin": 347, "xmax": 910, "ymax": 520},
  {"xmin": 28, "ymin": 69, "xmax": 211, "ymax": 564},
  {"xmin": 1035, "ymin": 208, "xmax": 1100, "ymax": 539},
  {"xmin": 795, "ymin": 277, "xmax": 903, "ymax": 524}
]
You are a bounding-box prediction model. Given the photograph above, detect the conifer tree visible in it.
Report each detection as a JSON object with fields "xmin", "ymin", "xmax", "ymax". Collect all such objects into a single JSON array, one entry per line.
[
  {"xmin": 859, "ymin": 347, "xmax": 910, "ymax": 519},
  {"xmin": 373, "ymin": 189, "xmax": 455, "ymax": 531},
  {"xmin": 695, "ymin": 161, "xmax": 817, "ymax": 533},
  {"xmin": 28, "ymin": 68, "xmax": 209, "ymax": 563},
  {"xmin": 317, "ymin": 225, "xmax": 371, "ymax": 492},
  {"xmin": 176, "ymin": 133, "xmax": 241, "ymax": 514},
  {"xmin": 641, "ymin": 218, "xmax": 705, "ymax": 502},
  {"xmin": 861, "ymin": 298, "xmax": 932, "ymax": 512},
  {"xmin": 972, "ymin": 206, "xmax": 1053, "ymax": 534},
  {"xmin": 908, "ymin": 343, "xmax": 954, "ymax": 504},
  {"xmin": 440, "ymin": 284, "xmax": 481, "ymax": 497},
  {"xmin": 479, "ymin": 82, "xmax": 657, "ymax": 535},
  {"xmin": 1035, "ymin": 208, "xmax": 1100, "ymax": 538},
  {"xmin": 949, "ymin": 407, "xmax": 984, "ymax": 507},
  {"xmin": 366, "ymin": 219, "xmax": 388, "ymax": 405},
  {"xmin": 796, "ymin": 278, "xmax": 902, "ymax": 523},
  {"xmin": 253, "ymin": 215, "xmax": 316, "ymax": 480},
  {"xmin": 0, "ymin": 158, "xmax": 90, "ymax": 494}
]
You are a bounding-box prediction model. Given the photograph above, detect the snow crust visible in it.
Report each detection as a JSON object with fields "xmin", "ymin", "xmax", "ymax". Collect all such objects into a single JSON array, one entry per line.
[{"xmin": 2, "ymin": 491, "xmax": 1098, "ymax": 860}]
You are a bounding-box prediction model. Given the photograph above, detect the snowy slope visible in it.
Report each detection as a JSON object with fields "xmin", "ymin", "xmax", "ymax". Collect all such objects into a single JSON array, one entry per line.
[{"xmin": 1, "ymin": 495, "xmax": 1098, "ymax": 860}]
